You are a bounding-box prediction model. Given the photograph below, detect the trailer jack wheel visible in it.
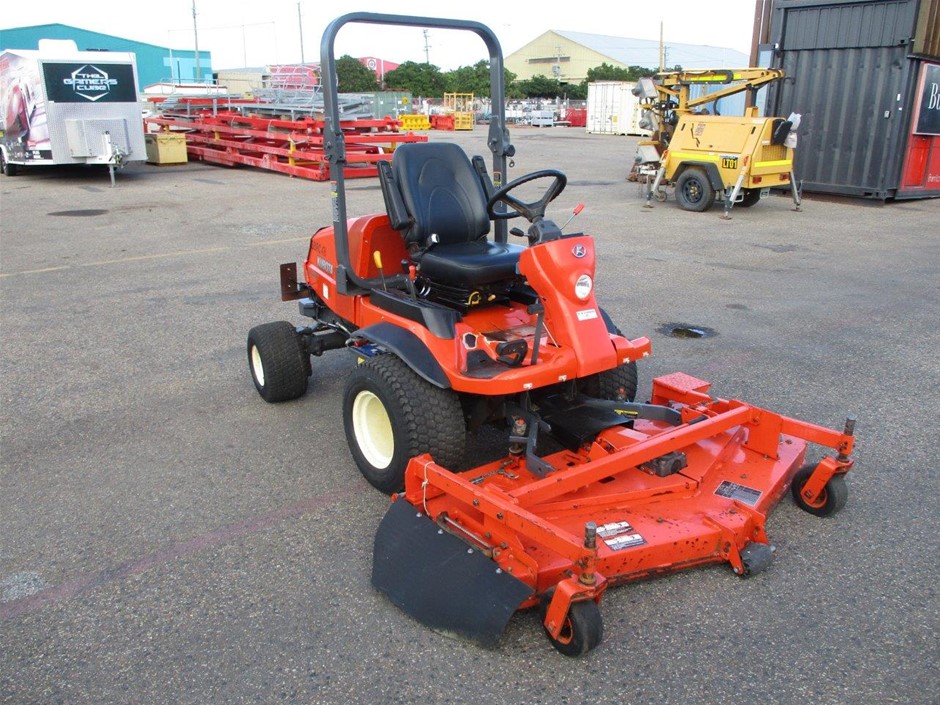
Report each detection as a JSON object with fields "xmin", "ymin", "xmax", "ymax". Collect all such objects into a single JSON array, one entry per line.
[
  {"xmin": 541, "ymin": 599, "xmax": 604, "ymax": 657},
  {"xmin": 791, "ymin": 464, "xmax": 848, "ymax": 517}
]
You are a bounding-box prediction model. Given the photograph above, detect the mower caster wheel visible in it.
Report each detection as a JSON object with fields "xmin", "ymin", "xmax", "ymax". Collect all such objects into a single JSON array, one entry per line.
[
  {"xmin": 738, "ymin": 542, "xmax": 774, "ymax": 577},
  {"xmin": 247, "ymin": 321, "xmax": 310, "ymax": 403},
  {"xmin": 791, "ymin": 464, "xmax": 848, "ymax": 517},
  {"xmin": 541, "ymin": 599, "xmax": 604, "ymax": 657}
]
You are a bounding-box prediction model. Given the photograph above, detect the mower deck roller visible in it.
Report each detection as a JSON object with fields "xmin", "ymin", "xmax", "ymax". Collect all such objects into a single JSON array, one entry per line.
[{"xmin": 372, "ymin": 372, "xmax": 855, "ymax": 654}]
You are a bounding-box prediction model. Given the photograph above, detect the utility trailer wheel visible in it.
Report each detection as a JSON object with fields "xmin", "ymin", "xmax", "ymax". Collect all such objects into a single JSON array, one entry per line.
[
  {"xmin": 737, "ymin": 188, "xmax": 763, "ymax": 207},
  {"xmin": 0, "ymin": 152, "xmax": 16, "ymax": 176},
  {"xmin": 343, "ymin": 354, "xmax": 465, "ymax": 494},
  {"xmin": 247, "ymin": 321, "xmax": 310, "ymax": 403},
  {"xmin": 675, "ymin": 168, "xmax": 715, "ymax": 212},
  {"xmin": 542, "ymin": 600, "xmax": 604, "ymax": 657},
  {"xmin": 791, "ymin": 464, "xmax": 848, "ymax": 517}
]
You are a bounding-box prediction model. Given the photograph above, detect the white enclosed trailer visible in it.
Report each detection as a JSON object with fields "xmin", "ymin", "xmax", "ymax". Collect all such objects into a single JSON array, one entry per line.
[
  {"xmin": 0, "ymin": 39, "xmax": 146, "ymax": 178},
  {"xmin": 586, "ymin": 81, "xmax": 652, "ymax": 137}
]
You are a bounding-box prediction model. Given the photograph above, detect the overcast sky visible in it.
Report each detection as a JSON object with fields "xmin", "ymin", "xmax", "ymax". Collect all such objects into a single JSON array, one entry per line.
[{"xmin": 2, "ymin": 1, "xmax": 760, "ymax": 70}]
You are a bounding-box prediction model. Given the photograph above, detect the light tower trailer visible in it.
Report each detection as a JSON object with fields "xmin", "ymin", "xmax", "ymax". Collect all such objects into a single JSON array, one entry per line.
[{"xmin": 0, "ymin": 39, "xmax": 146, "ymax": 184}]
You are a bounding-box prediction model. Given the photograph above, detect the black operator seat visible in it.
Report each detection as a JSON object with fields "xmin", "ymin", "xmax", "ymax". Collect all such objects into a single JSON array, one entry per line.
[{"xmin": 378, "ymin": 142, "xmax": 524, "ymax": 287}]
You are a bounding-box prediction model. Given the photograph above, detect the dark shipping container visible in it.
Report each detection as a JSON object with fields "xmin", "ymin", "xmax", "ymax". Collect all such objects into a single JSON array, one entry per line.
[{"xmin": 767, "ymin": 0, "xmax": 940, "ymax": 199}]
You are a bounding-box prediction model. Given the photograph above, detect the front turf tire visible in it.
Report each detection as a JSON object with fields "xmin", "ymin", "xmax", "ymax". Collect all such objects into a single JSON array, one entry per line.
[
  {"xmin": 343, "ymin": 354, "xmax": 465, "ymax": 494},
  {"xmin": 581, "ymin": 362, "xmax": 639, "ymax": 402}
]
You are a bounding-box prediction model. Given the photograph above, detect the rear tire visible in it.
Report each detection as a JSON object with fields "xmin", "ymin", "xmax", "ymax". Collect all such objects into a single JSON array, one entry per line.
[
  {"xmin": 675, "ymin": 168, "xmax": 715, "ymax": 212},
  {"xmin": 247, "ymin": 321, "xmax": 310, "ymax": 403},
  {"xmin": 343, "ymin": 354, "xmax": 465, "ymax": 494}
]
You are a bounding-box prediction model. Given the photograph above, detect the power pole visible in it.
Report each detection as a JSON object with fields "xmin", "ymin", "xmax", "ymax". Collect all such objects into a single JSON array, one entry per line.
[
  {"xmin": 659, "ymin": 21, "xmax": 665, "ymax": 71},
  {"xmin": 423, "ymin": 29, "xmax": 431, "ymax": 64},
  {"xmin": 298, "ymin": 2, "xmax": 305, "ymax": 64},
  {"xmin": 192, "ymin": 0, "xmax": 201, "ymax": 81}
]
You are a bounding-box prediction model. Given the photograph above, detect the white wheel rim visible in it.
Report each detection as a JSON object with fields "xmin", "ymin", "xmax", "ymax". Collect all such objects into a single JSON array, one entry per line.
[
  {"xmin": 352, "ymin": 390, "xmax": 394, "ymax": 469},
  {"xmin": 250, "ymin": 345, "xmax": 265, "ymax": 386}
]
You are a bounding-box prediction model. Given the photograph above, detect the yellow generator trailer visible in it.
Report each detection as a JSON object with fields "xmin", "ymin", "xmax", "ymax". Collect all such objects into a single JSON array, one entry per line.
[
  {"xmin": 634, "ymin": 69, "xmax": 802, "ymax": 217},
  {"xmin": 663, "ymin": 112, "xmax": 797, "ymax": 212}
]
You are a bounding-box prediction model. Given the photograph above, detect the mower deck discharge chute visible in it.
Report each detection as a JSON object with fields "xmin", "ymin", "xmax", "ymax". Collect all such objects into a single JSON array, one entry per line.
[{"xmin": 247, "ymin": 13, "xmax": 857, "ymax": 657}]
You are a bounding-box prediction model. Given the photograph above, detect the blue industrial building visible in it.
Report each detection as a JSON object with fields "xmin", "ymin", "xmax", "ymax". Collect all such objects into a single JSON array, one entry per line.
[{"xmin": 0, "ymin": 24, "xmax": 211, "ymax": 90}]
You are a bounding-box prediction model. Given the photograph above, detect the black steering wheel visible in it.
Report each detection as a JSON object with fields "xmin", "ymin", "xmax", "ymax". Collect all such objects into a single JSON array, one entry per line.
[{"xmin": 486, "ymin": 169, "xmax": 567, "ymax": 222}]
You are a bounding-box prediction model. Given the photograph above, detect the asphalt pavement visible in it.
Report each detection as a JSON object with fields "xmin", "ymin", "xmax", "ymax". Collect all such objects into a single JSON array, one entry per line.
[{"xmin": 1, "ymin": 127, "xmax": 938, "ymax": 704}]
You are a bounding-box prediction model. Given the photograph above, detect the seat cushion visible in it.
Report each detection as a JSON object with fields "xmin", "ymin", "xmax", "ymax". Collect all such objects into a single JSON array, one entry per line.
[
  {"xmin": 417, "ymin": 241, "xmax": 525, "ymax": 286},
  {"xmin": 392, "ymin": 143, "xmax": 491, "ymax": 247}
]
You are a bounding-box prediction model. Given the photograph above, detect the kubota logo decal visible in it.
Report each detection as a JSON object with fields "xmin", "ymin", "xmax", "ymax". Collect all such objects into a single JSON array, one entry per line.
[
  {"xmin": 571, "ymin": 244, "xmax": 586, "ymax": 258},
  {"xmin": 63, "ymin": 65, "xmax": 118, "ymax": 101}
]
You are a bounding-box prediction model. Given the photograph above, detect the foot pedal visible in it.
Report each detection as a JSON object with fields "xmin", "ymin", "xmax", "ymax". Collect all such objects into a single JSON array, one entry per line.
[
  {"xmin": 496, "ymin": 339, "xmax": 528, "ymax": 366},
  {"xmin": 652, "ymin": 372, "xmax": 712, "ymax": 404}
]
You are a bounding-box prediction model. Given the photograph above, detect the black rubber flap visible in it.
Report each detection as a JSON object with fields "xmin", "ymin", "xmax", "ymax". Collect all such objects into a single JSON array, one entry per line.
[{"xmin": 372, "ymin": 498, "xmax": 534, "ymax": 649}]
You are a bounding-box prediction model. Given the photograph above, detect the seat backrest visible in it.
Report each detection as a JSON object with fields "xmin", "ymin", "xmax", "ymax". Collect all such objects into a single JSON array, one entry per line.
[{"xmin": 391, "ymin": 142, "xmax": 490, "ymax": 247}]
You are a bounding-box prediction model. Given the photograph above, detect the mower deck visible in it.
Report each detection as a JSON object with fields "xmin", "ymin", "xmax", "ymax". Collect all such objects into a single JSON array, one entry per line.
[{"xmin": 373, "ymin": 372, "xmax": 855, "ymax": 651}]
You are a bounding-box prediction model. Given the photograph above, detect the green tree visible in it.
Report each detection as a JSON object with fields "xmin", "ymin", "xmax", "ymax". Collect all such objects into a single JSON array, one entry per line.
[
  {"xmin": 443, "ymin": 61, "xmax": 489, "ymax": 95},
  {"xmin": 441, "ymin": 61, "xmax": 517, "ymax": 97},
  {"xmin": 515, "ymin": 74, "xmax": 564, "ymax": 99},
  {"xmin": 586, "ymin": 62, "xmax": 659, "ymax": 82},
  {"xmin": 564, "ymin": 82, "xmax": 587, "ymax": 100},
  {"xmin": 383, "ymin": 61, "xmax": 446, "ymax": 97},
  {"xmin": 335, "ymin": 54, "xmax": 379, "ymax": 92}
]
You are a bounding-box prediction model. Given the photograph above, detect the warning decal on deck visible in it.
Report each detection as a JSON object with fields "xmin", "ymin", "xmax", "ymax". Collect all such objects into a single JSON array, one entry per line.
[
  {"xmin": 597, "ymin": 521, "xmax": 646, "ymax": 551},
  {"xmin": 715, "ymin": 481, "xmax": 762, "ymax": 506}
]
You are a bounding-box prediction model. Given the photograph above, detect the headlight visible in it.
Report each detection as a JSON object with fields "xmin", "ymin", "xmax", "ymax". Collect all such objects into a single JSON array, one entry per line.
[{"xmin": 575, "ymin": 274, "xmax": 593, "ymax": 301}]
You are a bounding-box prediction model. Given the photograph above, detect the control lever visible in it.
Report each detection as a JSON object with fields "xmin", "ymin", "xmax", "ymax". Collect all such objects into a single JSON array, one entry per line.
[
  {"xmin": 561, "ymin": 203, "xmax": 584, "ymax": 230},
  {"xmin": 401, "ymin": 259, "xmax": 418, "ymax": 300}
]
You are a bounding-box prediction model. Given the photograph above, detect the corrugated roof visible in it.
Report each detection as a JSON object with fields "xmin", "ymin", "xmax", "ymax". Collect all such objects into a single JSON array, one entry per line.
[{"xmin": 554, "ymin": 30, "xmax": 749, "ymax": 69}]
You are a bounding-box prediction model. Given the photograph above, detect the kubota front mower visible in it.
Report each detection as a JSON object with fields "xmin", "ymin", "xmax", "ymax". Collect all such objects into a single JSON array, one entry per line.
[{"xmin": 247, "ymin": 13, "xmax": 857, "ymax": 656}]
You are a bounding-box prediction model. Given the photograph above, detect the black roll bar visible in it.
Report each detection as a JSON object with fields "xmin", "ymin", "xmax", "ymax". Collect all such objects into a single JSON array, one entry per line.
[{"xmin": 319, "ymin": 12, "xmax": 513, "ymax": 294}]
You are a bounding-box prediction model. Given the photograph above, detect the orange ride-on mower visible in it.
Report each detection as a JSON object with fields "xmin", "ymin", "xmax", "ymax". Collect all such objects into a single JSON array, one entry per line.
[{"xmin": 246, "ymin": 13, "xmax": 857, "ymax": 657}]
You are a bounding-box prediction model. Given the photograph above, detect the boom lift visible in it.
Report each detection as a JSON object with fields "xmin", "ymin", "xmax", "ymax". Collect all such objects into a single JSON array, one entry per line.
[{"xmin": 633, "ymin": 68, "xmax": 802, "ymax": 217}]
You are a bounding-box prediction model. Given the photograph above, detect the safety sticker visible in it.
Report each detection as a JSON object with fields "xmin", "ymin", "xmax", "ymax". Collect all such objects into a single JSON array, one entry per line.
[
  {"xmin": 577, "ymin": 309, "xmax": 598, "ymax": 321},
  {"xmin": 597, "ymin": 521, "xmax": 646, "ymax": 550},
  {"xmin": 715, "ymin": 480, "xmax": 762, "ymax": 506}
]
